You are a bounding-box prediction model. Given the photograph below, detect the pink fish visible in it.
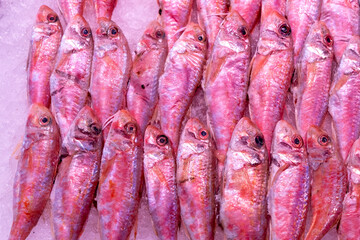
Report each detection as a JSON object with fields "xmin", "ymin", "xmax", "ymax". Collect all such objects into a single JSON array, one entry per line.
[
  {"xmin": 57, "ymin": 0, "xmax": 85, "ymax": 23},
  {"xmin": 127, "ymin": 21, "xmax": 168, "ymax": 134},
  {"xmin": 261, "ymin": 0, "xmax": 286, "ymax": 21},
  {"xmin": 52, "ymin": 106, "xmax": 103, "ymax": 240},
  {"xmin": 50, "ymin": 15, "xmax": 93, "ymax": 139},
  {"xmin": 144, "ymin": 125, "xmax": 179, "ymax": 240},
  {"xmin": 9, "ymin": 104, "xmax": 60, "ymax": 240},
  {"xmin": 94, "ymin": 0, "xmax": 118, "ymax": 20},
  {"xmin": 231, "ymin": 0, "xmax": 261, "ymax": 31},
  {"xmin": 27, "ymin": 5, "xmax": 62, "ymax": 108}
]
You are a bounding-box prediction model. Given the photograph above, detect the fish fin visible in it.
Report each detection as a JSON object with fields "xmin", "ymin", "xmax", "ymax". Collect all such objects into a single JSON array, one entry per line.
[
  {"xmin": 102, "ymin": 113, "xmax": 116, "ymax": 131},
  {"xmin": 330, "ymin": 75, "xmax": 348, "ymax": 96},
  {"xmin": 182, "ymin": 219, "xmax": 192, "ymax": 240},
  {"xmin": 150, "ymin": 103, "xmax": 161, "ymax": 129},
  {"xmin": 133, "ymin": 215, "xmax": 139, "ymax": 240},
  {"xmin": 305, "ymin": 212, "xmax": 319, "ymax": 240},
  {"xmin": 10, "ymin": 139, "xmax": 23, "ymax": 163},
  {"xmin": 269, "ymin": 163, "xmax": 290, "ymax": 189}
]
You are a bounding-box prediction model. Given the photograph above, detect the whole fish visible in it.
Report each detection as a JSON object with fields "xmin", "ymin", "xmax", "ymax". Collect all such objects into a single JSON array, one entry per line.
[
  {"xmin": 97, "ymin": 110, "xmax": 143, "ymax": 240},
  {"xmin": 320, "ymin": 0, "xmax": 360, "ymax": 63},
  {"xmin": 127, "ymin": 21, "xmax": 168, "ymax": 134},
  {"xmin": 158, "ymin": 0, "xmax": 194, "ymax": 50},
  {"xmin": 328, "ymin": 36, "xmax": 360, "ymax": 161},
  {"xmin": 52, "ymin": 106, "xmax": 103, "ymax": 240},
  {"xmin": 305, "ymin": 126, "xmax": 347, "ymax": 240},
  {"xmin": 268, "ymin": 120, "xmax": 310, "ymax": 240},
  {"xmin": 57, "ymin": 0, "xmax": 85, "ymax": 24},
  {"xmin": 177, "ymin": 118, "xmax": 215, "ymax": 240},
  {"xmin": 27, "ymin": 5, "xmax": 62, "ymax": 108},
  {"xmin": 144, "ymin": 125, "xmax": 179, "ymax": 240},
  {"xmin": 293, "ymin": 21, "xmax": 334, "ymax": 138},
  {"xmin": 90, "ymin": 18, "xmax": 131, "ymax": 138},
  {"xmin": 196, "ymin": 0, "xmax": 229, "ymax": 52},
  {"xmin": 94, "ymin": 0, "xmax": 118, "ymax": 20},
  {"xmin": 50, "ymin": 15, "xmax": 93, "ymax": 139},
  {"xmin": 204, "ymin": 10, "xmax": 251, "ymax": 178},
  {"xmin": 231, "ymin": 0, "xmax": 261, "ymax": 31},
  {"xmin": 286, "ymin": 0, "xmax": 321, "ymax": 65},
  {"xmin": 158, "ymin": 23, "xmax": 207, "ymax": 152},
  {"xmin": 9, "ymin": 104, "xmax": 60, "ymax": 240},
  {"xmin": 338, "ymin": 138, "xmax": 360, "ymax": 240},
  {"xmin": 220, "ymin": 117, "xmax": 268, "ymax": 240},
  {"xmin": 248, "ymin": 10, "xmax": 294, "ymax": 153}
]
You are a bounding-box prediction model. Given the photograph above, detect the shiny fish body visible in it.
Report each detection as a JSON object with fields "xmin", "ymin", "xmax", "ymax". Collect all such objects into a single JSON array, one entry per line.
[
  {"xmin": 220, "ymin": 117, "xmax": 268, "ymax": 240},
  {"xmin": 305, "ymin": 126, "xmax": 347, "ymax": 240},
  {"xmin": 50, "ymin": 15, "xmax": 93, "ymax": 139},
  {"xmin": 158, "ymin": 23, "xmax": 207, "ymax": 152},
  {"xmin": 127, "ymin": 21, "xmax": 168, "ymax": 134},
  {"xmin": 27, "ymin": 5, "xmax": 62, "ymax": 108},
  {"xmin": 177, "ymin": 118, "xmax": 215, "ymax": 240},
  {"xmin": 57, "ymin": 0, "xmax": 85, "ymax": 24},
  {"xmin": 293, "ymin": 21, "xmax": 333, "ymax": 139},
  {"xmin": 338, "ymin": 138, "xmax": 360, "ymax": 240},
  {"xmin": 286, "ymin": 0, "xmax": 321, "ymax": 65},
  {"xmin": 204, "ymin": 10, "xmax": 251, "ymax": 178},
  {"xmin": 268, "ymin": 120, "xmax": 310, "ymax": 240},
  {"xmin": 158, "ymin": 0, "xmax": 193, "ymax": 50},
  {"xmin": 94, "ymin": 0, "xmax": 117, "ymax": 20},
  {"xmin": 90, "ymin": 18, "xmax": 131, "ymax": 138},
  {"xmin": 261, "ymin": 0, "xmax": 286, "ymax": 21},
  {"xmin": 9, "ymin": 104, "xmax": 60, "ymax": 240},
  {"xmin": 97, "ymin": 110, "xmax": 143, "ymax": 240},
  {"xmin": 231, "ymin": 0, "xmax": 261, "ymax": 31},
  {"xmin": 320, "ymin": 0, "xmax": 360, "ymax": 63},
  {"xmin": 52, "ymin": 106, "xmax": 103, "ymax": 240},
  {"xmin": 328, "ymin": 36, "xmax": 360, "ymax": 162},
  {"xmin": 144, "ymin": 125, "xmax": 179, "ymax": 240},
  {"xmin": 248, "ymin": 11, "xmax": 294, "ymax": 153}
]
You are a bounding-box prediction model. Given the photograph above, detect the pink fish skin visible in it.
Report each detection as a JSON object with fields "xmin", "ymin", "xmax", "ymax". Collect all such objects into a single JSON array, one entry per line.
[
  {"xmin": 328, "ymin": 36, "xmax": 360, "ymax": 161},
  {"xmin": 177, "ymin": 118, "xmax": 215, "ymax": 240},
  {"xmin": 196, "ymin": 0, "xmax": 229, "ymax": 52},
  {"xmin": 52, "ymin": 106, "xmax": 103, "ymax": 240},
  {"xmin": 94, "ymin": 0, "xmax": 118, "ymax": 20},
  {"xmin": 261, "ymin": 0, "xmax": 286, "ymax": 22},
  {"xmin": 27, "ymin": 5, "xmax": 62, "ymax": 108},
  {"xmin": 158, "ymin": 23, "xmax": 207, "ymax": 153},
  {"xmin": 305, "ymin": 126, "xmax": 347, "ymax": 240},
  {"xmin": 9, "ymin": 104, "xmax": 60, "ymax": 240},
  {"xmin": 231, "ymin": 0, "xmax": 261, "ymax": 31},
  {"xmin": 90, "ymin": 18, "xmax": 131, "ymax": 139},
  {"xmin": 144, "ymin": 125, "xmax": 179, "ymax": 240},
  {"xmin": 57, "ymin": 0, "xmax": 85, "ymax": 24},
  {"xmin": 127, "ymin": 21, "xmax": 168, "ymax": 134},
  {"xmin": 293, "ymin": 21, "xmax": 334, "ymax": 139},
  {"xmin": 158, "ymin": 0, "xmax": 194, "ymax": 50},
  {"xmin": 286, "ymin": 0, "xmax": 322, "ymax": 65},
  {"xmin": 268, "ymin": 120, "xmax": 310, "ymax": 240},
  {"xmin": 339, "ymin": 138, "xmax": 360, "ymax": 240},
  {"xmin": 220, "ymin": 117, "xmax": 268, "ymax": 240},
  {"xmin": 248, "ymin": 10, "xmax": 294, "ymax": 154},
  {"xmin": 97, "ymin": 110, "xmax": 143, "ymax": 240},
  {"xmin": 204, "ymin": 10, "xmax": 251, "ymax": 178},
  {"xmin": 50, "ymin": 15, "xmax": 93, "ymax": 139},
  {"xmin": 320, "ymin": 0, "xmax": 360, "ymax": 63}
]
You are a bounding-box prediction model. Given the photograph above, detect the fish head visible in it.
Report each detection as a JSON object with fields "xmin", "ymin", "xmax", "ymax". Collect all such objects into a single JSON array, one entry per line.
[
  {"xmin": 175, "ymin": 23, "xmax": 207, "ymax": 55},
  {"xmin": 62, "ymin": 15, "xmax": 93, "ymax": 52},
  {"xmin": 144, "ymin": 125, "xmax": 173, "ymax": 161},
  {"xmin": 306, "ymin": 126, "xmax": 333, "ymax": 170},
  {"xmin": 26, "ymin": 103, "xmax": 59, "ymax": 139},
  {"xmin": 182, "ymin": 118, "xmax": 211, "ymax": 154},
  {"xmin": 95, "ymin": 18, "xmax": 127, "ymax": 52},
  {"xmin": 34, "ymin": 5, "xmax": 62, "ymax": 35},
  {"xmin": 229, "ymin": 117, "xmax": 268, "ymax": 166},
  {"xmin": 271, "ymin": 120, "xmax": 306, "ymax": 166},
  {"xmin": 347, "ymin": 138, "xmax": 360, "ymax": 184}
]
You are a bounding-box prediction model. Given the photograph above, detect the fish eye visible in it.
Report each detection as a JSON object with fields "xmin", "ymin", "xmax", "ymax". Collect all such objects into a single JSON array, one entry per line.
[
  {"xmin": 47, "ymin": 14, "xmax": 57, "ymax": 23},
  {"xmin": 156, "ymin": 135, "xmax": 168, "ymax": 146},
  {"xmin": 238, "ymin": 26, "xmax": 248, "ymax": 37},
  {"xmin": 125, "ymin": 123, "xmax": 136, "ymax": 134},
  {"xmin": 108, "ymin": 26, "xmax": 118, "ymax": 36},
  {"xmin": 81, "ymin": 27, "xmax": 91, "ymax": 37},
  {"xmin": 318, "ymin": 134, "xmax": 331, "ymax": 146},
  {"xmin": 90, "ymin": 124, "xmax": 101, "ymax": 135},
  {"xmin": 199, "ymin": 129, "xmax": 208, "ymax": 139},
  {"xmin": 158, "ymin": 8, "xmax": 162, "ymax": 15},
  {"xmin": 39, "ymin": 115, "xmax": 51, "ymax": 126},
  {"xmin": 279, "ymin": 23, "xmax": 291, "ymax": 36},
  {"xmin": 255, "ymin": 135, "xmax": 264, "ymax": 147},
  {"xmin": 197, "ymin": 34, "xmax": 206, "ymax": 42},
  {"xmin": 155, "ymin": 29, "xmax": 164, "ymax": 39},
  {"xmin": 291, "ymin": 135, "xmax": 303, "ymax": 148},
  {"xmin": 324, "ymin": 34, "xmax": 333, "ymax": 47}
]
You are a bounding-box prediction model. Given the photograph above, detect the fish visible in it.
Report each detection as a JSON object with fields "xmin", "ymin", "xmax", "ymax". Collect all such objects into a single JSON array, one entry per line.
[
  {"xmin": 320, "ymin": 0, "xmax": 360, "ymax": 63},
  {"xmin": 286, "ymin": 0, "xmax": 322, "ymax": 65},
  {"xmin": 220, "ymin": 117, "xmax": 268, "ymax": 240},
  {"xmin": 158, "ymin": 0, "xmax": 194, "ymax": 50},
  {"xmin": 50, "ymin": 15, "xmax": 93, "ymax": 139},
  {"xmin": 293, "ymin": 21, "xmax": 334, "ymax": 139},
  {"xmin": 52, "ymin": 106, "xmax": 103, "ymax": 240},
  {"xmin": 97, "ymin": 110, "xmax": 143, "ymax": 240},
  {"xmin": 305, "ymin": 126, "xmax": 347, "ymax": 240},
  {"xmin": 328, "ymin": 36, "xmax": 360, "ymax": 162},
  {"xmin": 127, "ymin": 21, "xmax": 168, "ymax": 134},
  {"xmin": 338, "ymin": 138, "xmax": 360, "ymax": 240},
  {"xmin": 231, "ymin": 0, "xmax": 261, "ymax": 31},
  {"xmin": 268, "ymin": 120, "xmax": 310, "ymax": 240},
  {"xmin": 177, "ymin": 118, "xmax": 215, "ymax": 240},
  {"xmin": 94, "ymin": 0, "xmax": 118, "ymax": 20},
  {"xmin": 9, "ymin": 104, "xmax": 60, "ymax": 240},
  {"xmin": 90, "ymin": 18, "xmax": 131, "ymax": 139},
  {"xmin": 196, "ymin": 0, "xmax": 229, "ymax": 52},
  {"xmin": 204, "ymin": 9, "xmax": 251, "ymax": 179},
  {"xmin": 27, "ymin": 5, "xmax": 62, "ymax": 108},
  {"xmin": 143, "ymin": 125, "xmax": 179, "ymax": 240},
  {"xmin": 248, "ymin": 10, "xmax": 294, "ymax": 154},
  {"xmin": 261, "ymin": 0, "xmax": 286, "ymax": 21},
  {"xmin": 57, "ymin": 0, "xmax": 85, "ymax": 24},
  {"xmin": 158, "ymin": 23, "xmax": 207, "ymax": 153}
]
